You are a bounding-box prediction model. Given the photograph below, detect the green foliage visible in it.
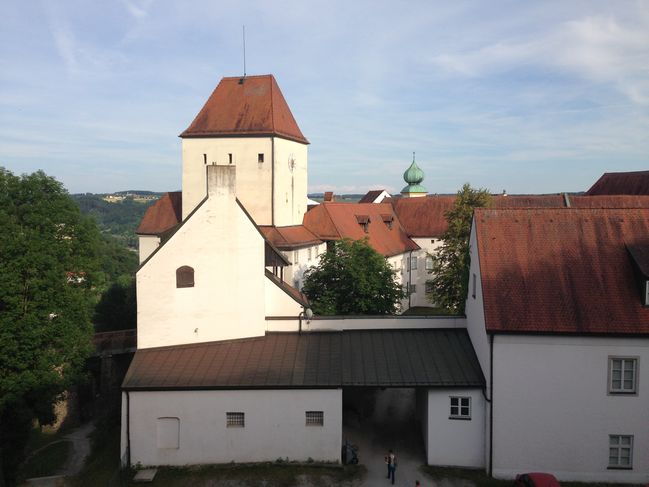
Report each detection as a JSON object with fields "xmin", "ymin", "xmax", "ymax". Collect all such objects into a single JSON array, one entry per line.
[
  {"xmin": 0, "ymin": 168, "xmax": 101, "ymax": 484},
  {"xmin": 302, "ymin": 239, "xmax": 405, "ymax": 315},
  {"xmin": 427, "ymin": 183, "xmax": 491, "ymax": 313},
  {"xmin": 73, "ymin": 194, "xmax": 157, "ymax": 249},
  {"xmin": 94, "ymin": 277, "xmax": 136, "ymax": 332}
]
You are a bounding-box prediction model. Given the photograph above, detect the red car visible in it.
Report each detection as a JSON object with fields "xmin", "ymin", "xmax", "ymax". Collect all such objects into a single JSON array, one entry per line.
[{"xmin": 514, "ymin": 473, "xmax": 561, "ymax": 487}]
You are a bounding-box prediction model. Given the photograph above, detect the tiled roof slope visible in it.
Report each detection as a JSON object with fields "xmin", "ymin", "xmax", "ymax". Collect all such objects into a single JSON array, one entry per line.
[
  {"xmin": 136, "ymin": 192, "xmax": 182, "ymax": 235},
  {"xmin": 303, "ymin": 202, "xmax": 419, "ymax": 257},
  {"xmin": 586, "ymin": 171, "xmax": 649, "ymax": 195},
  {"xmin": 259, "ymin": 225, "xmax": 322, "ymax": 250},
  {"xmin": 570, "ymin": 195, "xmax": 649, "ymax": 208},
  {"xmin": 359, "ymin": 190, "xmax": 386, "ymax": 203},
  {"xmin": 180, "ymin": 75, "xmax": 308, "ymax": 144},
  {"xmin": 475, "ymin": 208, "xmax": 649, "ymax": 335},
  {"xmin": 392, "ymin": 194, "xmax": 565, "ymax": 238},
  {"xmin": 265, "ymin": 269, "xmax": 309, "ymax": 306},
  {"xmin": 122, "ymin": 329, "xmax": 484, "ymax": 390}
]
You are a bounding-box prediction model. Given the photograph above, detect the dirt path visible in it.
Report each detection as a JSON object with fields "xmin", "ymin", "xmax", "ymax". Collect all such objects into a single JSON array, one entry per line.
[{"xmin": 58, "ymin": 422, "xmax": 94, "ymax": 477}]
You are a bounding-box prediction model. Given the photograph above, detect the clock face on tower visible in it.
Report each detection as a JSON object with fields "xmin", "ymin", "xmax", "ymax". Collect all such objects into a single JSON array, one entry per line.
[{"xmin": 288, "ymin": 154, "xmax": 296, "ymax": 172}]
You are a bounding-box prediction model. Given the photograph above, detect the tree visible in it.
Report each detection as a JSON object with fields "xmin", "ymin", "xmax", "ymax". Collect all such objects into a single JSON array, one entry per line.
[
  {"xmin": 427, "ymin": 183, "xmax": 491, "ymax": 313},
  {"xmin": 302, "ymin": 238, "xmax": 405, "ymax": 315},
  {"xmin": 0, "ymin": 168, "xmax": 101, "ymax": 485}
]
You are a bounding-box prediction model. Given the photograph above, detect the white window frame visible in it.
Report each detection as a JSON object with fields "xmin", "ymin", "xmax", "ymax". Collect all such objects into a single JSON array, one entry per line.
[
  {"xmin": 226, "ymin": 412, "xmax": 245, "ymax": 428},
  {"xmin": 449, "ymin": 396, "xmax": 471, "ymax": 420},
  {"xmin": 609, "ymin": 435, "xmax": 633, "ymax": 469},
  {"xmin": 305, "ymin": 411, "xmax": 324, "ymax": 426},
  {"xmin": 608, "ymin": 357, "xmax": 638, "ymax": 394},
  {"xmin": 410, "ymin": 256, "xmax": 418, "ymax": 270},
  {"xmin": 425, "ymin": 255, "xmax": 433, "ymax": 271}
]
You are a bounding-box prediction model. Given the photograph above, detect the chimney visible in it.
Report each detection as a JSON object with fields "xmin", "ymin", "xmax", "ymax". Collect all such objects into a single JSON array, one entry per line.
[
  {"xmin": 206, "ymin": 164, "xmax": 236, "ymax": 200},
  {"xmin": 324, "ymin": 191, "xmax": 334, "ymax": 202}
]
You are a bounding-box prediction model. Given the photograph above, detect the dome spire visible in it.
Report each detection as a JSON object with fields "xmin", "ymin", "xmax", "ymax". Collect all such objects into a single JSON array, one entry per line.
[{"xmin": 400, "ymin": 152, "xmax": 427, "ymax": 198}]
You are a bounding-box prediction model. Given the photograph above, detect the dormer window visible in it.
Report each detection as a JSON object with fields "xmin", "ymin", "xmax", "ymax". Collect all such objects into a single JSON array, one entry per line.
[
  {"xmin": 176, "ymin": 266, "xmax": 195, "ymax": 288},
  {"xmin": 625, "ymin": 244, "xmax": 649, "ymax": 305},
  {"xmin": 381, "ymin": 214, "xmax": 393, "ymax": 230},
  {"xmin": 355, "ymin": 215, "xmax": 370, "ymax": 233}
]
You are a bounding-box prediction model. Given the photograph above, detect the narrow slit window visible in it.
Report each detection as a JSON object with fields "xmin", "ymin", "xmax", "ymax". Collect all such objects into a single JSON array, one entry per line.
[
  {"xmin": 258, "ymin": 153, "xmax": 264, "ymax": 163},
  {"xmin": 228, "ymin": 153, "xmax": 233, "ymax": 164}
]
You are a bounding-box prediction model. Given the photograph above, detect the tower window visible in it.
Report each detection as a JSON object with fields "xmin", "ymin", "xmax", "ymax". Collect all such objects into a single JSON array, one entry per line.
[
  {"xmin": 228, "ymin": 153, "xmax": 233, "ymax": 164},
  {"xmin": 176, "ymin": 266, "xmax": 195, "ymax": 288},
  {"xmin": 258, "ymin": 153, "xmax": 264, "ymax": 163}
]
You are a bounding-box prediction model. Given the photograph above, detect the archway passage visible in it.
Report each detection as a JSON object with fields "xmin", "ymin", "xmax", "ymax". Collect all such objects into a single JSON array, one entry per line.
[{"xmin": 343, "ymin": 387, "xmax": 426, "ymax": 484}]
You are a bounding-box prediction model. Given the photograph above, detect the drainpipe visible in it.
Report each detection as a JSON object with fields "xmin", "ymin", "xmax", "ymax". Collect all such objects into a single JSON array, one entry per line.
[
  {"xmin": 489, "ymin": 333, "xmax": 494, "ymax": 477},
  {"xmin": 126, "ymin": 390, "xmax": 131, "ymax": 468}
]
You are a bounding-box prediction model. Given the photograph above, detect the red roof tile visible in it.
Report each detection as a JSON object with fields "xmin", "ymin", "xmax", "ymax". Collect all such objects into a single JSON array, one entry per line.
[
  {"xmin": 259, "ymin": 225, "xmax": 322, "ymax": 250},
  {"xmin": 569, "ymin": 195, "xmax": 649, "ymax": 208},
  {"xmin": 303, "ymin": 202, "xmax": 419, "ymax": 257},
  {"xmin": 475, "ymin": 208, "xmax": 649, "ymax": 335},
  {"xmin": 136, "ymin": 192, "xmax": 182, "ymax": 235},
  {"xmin": 491, "ymin": 194, "xmax": 565, "ymax": 208},
  {"xmin": 180, "ymin": 75, "xmax": 308, "ymax": 144},
  {"xmin": 586, "ymin": 171, "xmax": 649, "ymax": 195}
]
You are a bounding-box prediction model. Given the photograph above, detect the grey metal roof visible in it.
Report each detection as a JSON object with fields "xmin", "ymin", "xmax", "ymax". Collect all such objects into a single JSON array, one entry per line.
[{"xmin": 122, "ymin": 329, "xmax": 484, "ymax": 390}]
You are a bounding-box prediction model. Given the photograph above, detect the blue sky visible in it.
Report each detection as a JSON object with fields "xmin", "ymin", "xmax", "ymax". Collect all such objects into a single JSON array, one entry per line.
[{"xmin": 1, "ymin": 1, "xmax": 648, "ymax": 195}]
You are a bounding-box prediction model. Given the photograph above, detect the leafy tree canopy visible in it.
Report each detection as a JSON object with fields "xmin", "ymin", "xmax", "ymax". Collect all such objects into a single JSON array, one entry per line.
[
  {"xmin": 0, "ymin": 168, "xmax": 102, "ymax": 484},
  {"xmin": 302, "ymin": 238, "xmax": 405, "ymax": 315},
  {"xmin": 427, "ymin": 183, "xmax": 491, "ymax": 313}
]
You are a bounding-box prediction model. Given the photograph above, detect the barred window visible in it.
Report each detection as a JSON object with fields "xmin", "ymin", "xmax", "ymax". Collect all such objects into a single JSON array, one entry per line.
[
  {"xmin": 450, "ymin": 396, "xmax": 471, "ymax": 419},
  {"xmin": 305, "ymin": 411, "xmax": 324, "ymax": 426},
  {"xmin": 226, "ymin": 412, "xmax": 245, "ymax": 427}
]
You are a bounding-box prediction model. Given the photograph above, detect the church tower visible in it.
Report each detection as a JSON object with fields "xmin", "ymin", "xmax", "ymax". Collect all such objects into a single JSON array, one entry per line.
[
  {"xmin": 179, "ymin": 75, "xmax": 309, "ymax": 226},
  {"xmin": 400, "ymin": 153, "xmax": 427, "ymax": 198}
]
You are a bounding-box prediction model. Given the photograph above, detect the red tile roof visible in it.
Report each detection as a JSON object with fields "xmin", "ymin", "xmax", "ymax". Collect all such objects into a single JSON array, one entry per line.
[
  {"xmin": 569, "ymin": 195, "xmax": 649, "ymax": 208},
  {"xmin": 303, "ymin": 202, "xmax": 419, "ymax": 257},
  {"xmin": 180, "ymin": 75, "xmax": 308, "ymax": 144},
  {"xmin": 136, "ymin": 192, "xmax": 182, "ymax": 235},
  {"xmin": 392, "ymin": 194, "xmax": 566, "ymax": 238},
  {"xmin": 586, "ymin": 171, "xmax": 649, "ymax": 195},
  {"xmin": 392, "ymin": 196, "xmax": 456, "ymax": 238},
  {"xmin": 475, "ymin": 208, "xmax": 649, "ymax": 335},
  {"xmin": 259, "ymin": 225, "xmax": 322, "ymax": 250}
]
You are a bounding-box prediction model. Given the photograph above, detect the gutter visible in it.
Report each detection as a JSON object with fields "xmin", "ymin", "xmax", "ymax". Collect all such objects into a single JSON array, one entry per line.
[
  {"xmin": 126, "ymin": 390, "xmax": 131, "ymax": 468},
  {"xmin": 489, "ymin": 333, "xmax": 494, "ymax": 478}
]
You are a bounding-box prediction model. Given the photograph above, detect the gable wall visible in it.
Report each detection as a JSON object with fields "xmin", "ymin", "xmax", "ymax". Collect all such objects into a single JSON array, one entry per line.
[
  {"xmin": 492, "ymin": 334, "xmax": 649, "ymax": 483},
  {"xmin": 137, "ymin": 167, "xmax": 266, "ymax": 348}
]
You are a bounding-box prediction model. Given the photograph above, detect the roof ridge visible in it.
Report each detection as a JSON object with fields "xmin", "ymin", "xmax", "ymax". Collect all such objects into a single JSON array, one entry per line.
[{"xmin": 269, "ymin": 75, "xmax": 276, "ymax": 134}]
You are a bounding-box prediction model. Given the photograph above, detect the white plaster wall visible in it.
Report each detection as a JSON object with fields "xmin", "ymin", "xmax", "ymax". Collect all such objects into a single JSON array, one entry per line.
[
  {"xmin": 137, "ymin": 167, "xmax": 266, "ymax": 348},
  {"xmin": 124, "ymin": 389, "xmax": 342, "ymax": 466},
  {"xmin": 492, "ymin": 335, "xmax": 649, "ymax": 484},
  {"xmin": 409, "ymin": 238, "xmax": 445, "ymax": 308},
  {"xmin": 282, "ymin": 243, "xmax": 325, "ymax": 290},
  {"xmin": 273, "ymin": 138, "xmax": 308, "ymax": 227},
  {"xmin": 138, "ymin": 235, "xmax": 160, "ymax": 264},
  {"xmin": 266, "ymin": 316, "xmax": 467, "ymax": 332},
  {"xmin": 425, "ymin": 389, "xmax": 485, "ymax": 468},
  {"xmin": 181, "ymin": 137, "xmax": 273, "ymax": 222},
  {"xmin": 264, "ymin": 276, "xmax": 304, "ymax": 317}
]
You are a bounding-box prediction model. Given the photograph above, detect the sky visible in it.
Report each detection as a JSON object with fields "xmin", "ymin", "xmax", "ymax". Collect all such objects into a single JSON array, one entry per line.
[{"xmin": 1, "ymin": 1, "xmax": 648, "ymax": 195}]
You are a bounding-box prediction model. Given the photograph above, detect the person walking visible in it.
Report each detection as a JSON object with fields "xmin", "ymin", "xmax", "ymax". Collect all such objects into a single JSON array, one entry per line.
[{"xmin": 385, "ymin": 449, "xmax": 396, "ymax": 484}]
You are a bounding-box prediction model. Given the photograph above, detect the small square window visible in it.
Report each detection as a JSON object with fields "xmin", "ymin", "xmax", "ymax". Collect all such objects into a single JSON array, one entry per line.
[
  {"xmin": 258, "ymin": 153, "xmax": 264, "ymax": 163},
  {"xmin": 609, "ymin": 435, "xmax": 633, "ymax": 469},
  {"xmin": 450, "ymin": 396, "xmax": 471, "ymax": 420},
  {"xmin": 226, "ymin": 412, "xmax": 245, "ymax": 428},
  {"xmin": 609, "ymin": 357, "xmax": 638, "ymax": 394},
  {"xmin": 306, "ymin": 411, "xmax": 323, "ymax": 426}
]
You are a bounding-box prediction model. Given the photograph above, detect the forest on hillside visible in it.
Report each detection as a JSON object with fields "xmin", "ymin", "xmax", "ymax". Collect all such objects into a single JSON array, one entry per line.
[{"xmin": 73, "ymin": 193, "xmax": 161, "ymax": 249}]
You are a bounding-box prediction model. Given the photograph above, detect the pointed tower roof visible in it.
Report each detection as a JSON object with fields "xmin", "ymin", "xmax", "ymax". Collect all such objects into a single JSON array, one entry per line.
[
  {"xmin": 400, "ymin": 153, "xmax": 427, "ymax": 195},
  {"xmin": 180, "ymin": 74, "xmax": 309, "ymax": 144}
]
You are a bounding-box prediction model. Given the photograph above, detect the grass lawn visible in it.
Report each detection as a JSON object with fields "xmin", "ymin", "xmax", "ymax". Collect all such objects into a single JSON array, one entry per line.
[
  {"xmin": 421, "ymin": 466, "xmax": 645, "ymax": 487},
  {"xmin": 19, "ymin": 440, "xmax": 72, "ymax": 479}
]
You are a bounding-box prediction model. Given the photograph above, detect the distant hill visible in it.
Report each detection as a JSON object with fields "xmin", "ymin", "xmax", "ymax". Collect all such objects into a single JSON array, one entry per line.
[{"xmin": 73, "ymin": 193, "xmax": 160, "ymax": 249}]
